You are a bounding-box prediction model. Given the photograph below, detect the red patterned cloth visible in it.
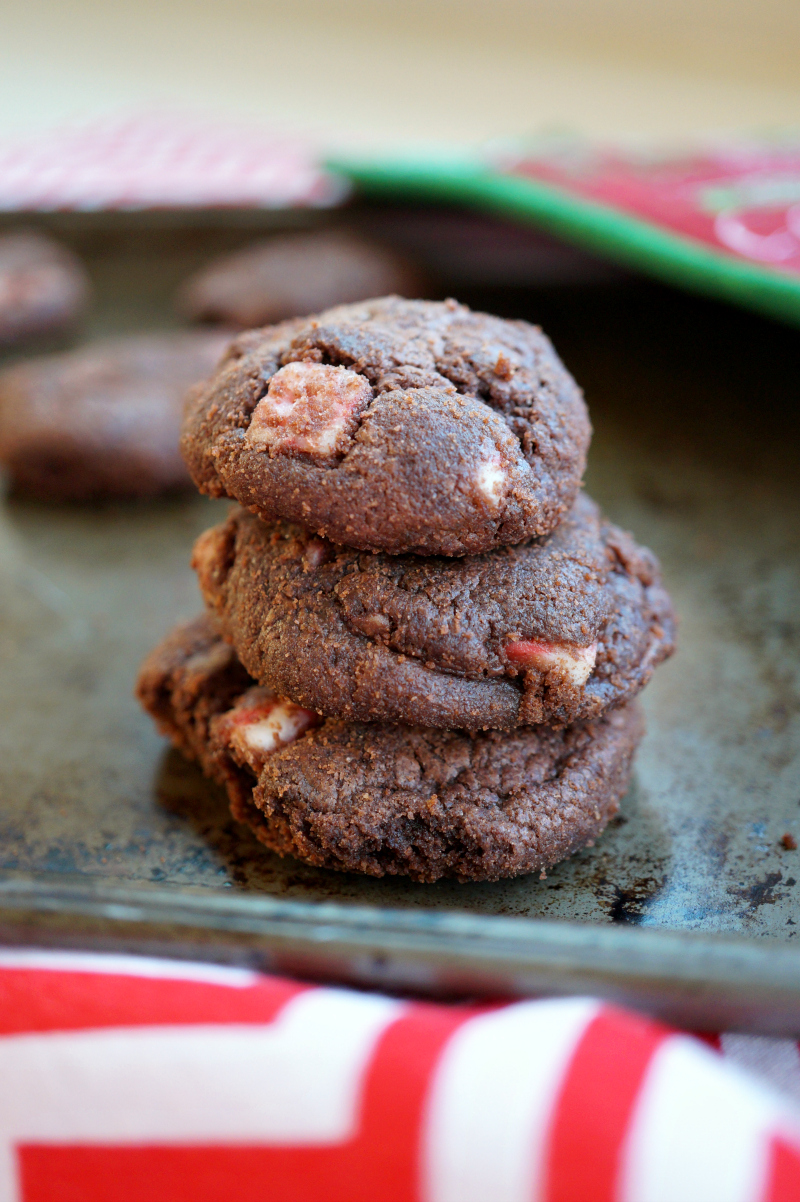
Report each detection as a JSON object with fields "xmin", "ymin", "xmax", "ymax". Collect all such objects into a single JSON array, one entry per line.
[
  {"xmin": 0, "ymin": 950, "xmax": 799, "ymax": 1201},
  {"xmin": 503, "ymin": 139, "xmax": 800, "ymax": 275},
  {"xmin": 0, "ymin": 114, "xmax": 346, "ymax": 211}
]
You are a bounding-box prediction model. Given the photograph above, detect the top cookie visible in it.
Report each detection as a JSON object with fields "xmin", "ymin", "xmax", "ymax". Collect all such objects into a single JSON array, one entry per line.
[
  {"xmin": 181, "ymin": 296, "xmax": 591, "ymax": 556},
  {"xmin": 177, "ymin": 231, "xmax": 424, "ymax": 328}
]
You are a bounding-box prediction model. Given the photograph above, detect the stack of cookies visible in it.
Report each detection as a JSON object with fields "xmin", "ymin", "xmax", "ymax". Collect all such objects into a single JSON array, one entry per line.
[{"xmin": 136, "ymin": 297, "xmax": 675, "ymax": 883}]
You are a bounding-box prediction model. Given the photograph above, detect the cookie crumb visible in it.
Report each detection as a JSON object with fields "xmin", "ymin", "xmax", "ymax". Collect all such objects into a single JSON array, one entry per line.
[
  {"xmin": 494, "ymin": 352, "xmax": 514, "ymax": 380},
  {"xmin": 781, "ymin": 833, "xmax": 797, "ymax": 850}
]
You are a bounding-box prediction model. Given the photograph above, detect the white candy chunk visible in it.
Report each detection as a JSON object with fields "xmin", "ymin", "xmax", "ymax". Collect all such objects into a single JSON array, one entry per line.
[
  {"xmin": 505, "ymin": 640, "xmax": 598, "ymax": 687},
  {"xmin": 246, "ymin": 361, "xmax": 372, "ymax": 459},
  {"xmin": 475, "ymin": 456, "xmax": 507, "ymax": 506},
  {"xmin": 239, "ymin": 703, "xmax": 314, "ymax": 757},
  {"xmin": 223, "ymin": 688, "xmax": 318, "ymax": 773}
]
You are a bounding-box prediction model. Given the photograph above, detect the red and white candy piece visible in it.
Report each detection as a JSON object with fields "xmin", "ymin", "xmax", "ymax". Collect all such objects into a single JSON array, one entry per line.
[
  {"xmin": 219, "ymin": 687, "xmax": 319, "ymax": 774},
  {"xmin": 246, "ymin": 361, "xmax": 373, "ymax": 459},
  {"xmin": 505, "ymin": 639, "xmax": 598, "ymax": 687}
]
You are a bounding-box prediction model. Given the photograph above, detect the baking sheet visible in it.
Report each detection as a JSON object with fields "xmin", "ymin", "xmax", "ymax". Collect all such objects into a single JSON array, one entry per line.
[{"xmin": 0, "ymin": 209, "xmax": 798, "ymax": 1025}]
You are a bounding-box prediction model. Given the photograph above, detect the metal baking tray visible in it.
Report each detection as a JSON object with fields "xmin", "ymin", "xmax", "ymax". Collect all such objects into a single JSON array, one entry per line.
[{"xmin": 1, "ymin": 207, "xmax": 798, "ymax": 1034}]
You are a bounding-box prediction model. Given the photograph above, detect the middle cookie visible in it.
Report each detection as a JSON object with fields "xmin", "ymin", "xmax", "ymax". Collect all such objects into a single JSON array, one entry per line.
[{"xmin": 193, "ymin": 492, "xmax": 675, "ymax": 731}]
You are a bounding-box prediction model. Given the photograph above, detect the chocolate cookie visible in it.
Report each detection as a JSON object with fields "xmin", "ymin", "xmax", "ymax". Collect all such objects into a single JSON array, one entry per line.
[
  {"xmin": 193, "ymin": 492, "xmax": 675, "ymax": 731},
  {"xmin": 178, "ymin": 230, "xmax": 424, "ymax": 328},
  {"xmin": 136, "ymin": 615, "xmax": 644, "ymax": 882},
  {"xmin": 181, "ymin": 296, "xmax": 591, "ymax": 556},
  {"xmin": 0, "ymin": 330, "xmax": 230, "ymax": 500},
  {"xmin": 0, "ymin": 229, "xmax": 90, "ymax": 345}
]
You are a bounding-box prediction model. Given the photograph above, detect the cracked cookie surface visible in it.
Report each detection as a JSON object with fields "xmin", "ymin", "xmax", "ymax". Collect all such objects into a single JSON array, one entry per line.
[
  {"xmin": 180, "ymin": 296, "xmax": 591, "ymax": 555},
  {"xmin": 136, "ymin": 615, "xmax": 644, "ymax": 882},
  {"xmin": 193, "ymin": 492, "xmax": 675, "ymax": 731}
]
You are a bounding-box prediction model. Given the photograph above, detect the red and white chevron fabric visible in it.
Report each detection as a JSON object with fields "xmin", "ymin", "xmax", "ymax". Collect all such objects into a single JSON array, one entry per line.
[
  {"xmin": 0, "ymin": 949, "xmax": 799, "ymax": 1202},
  {"xmin": 0, "ymin": 114, "xmax": 346, "ymax": 211}
]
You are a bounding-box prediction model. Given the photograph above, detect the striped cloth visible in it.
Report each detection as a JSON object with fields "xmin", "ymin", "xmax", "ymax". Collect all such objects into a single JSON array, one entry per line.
[
  {"xmin": 0, "ymin": 950, "xmax": 798, "ymax": 1202},
  {"xmin": 0, "ymin": 114, "xmax": 347, "ymax": 211}
]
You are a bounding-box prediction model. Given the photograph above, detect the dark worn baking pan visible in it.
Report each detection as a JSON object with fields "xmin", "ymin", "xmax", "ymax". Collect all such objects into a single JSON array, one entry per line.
[{"xmin": 0, "ymin": 208, "xmax": 798, "ymax": 1032}]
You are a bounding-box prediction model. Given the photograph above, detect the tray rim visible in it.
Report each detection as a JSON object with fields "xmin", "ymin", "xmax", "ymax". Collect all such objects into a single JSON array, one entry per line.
[{"xmin": 2, "ymin": 869, "xmax": 800, "ymax": 1036}]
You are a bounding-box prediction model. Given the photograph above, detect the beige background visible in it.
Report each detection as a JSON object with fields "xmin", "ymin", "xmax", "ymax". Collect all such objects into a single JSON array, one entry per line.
[{"xmin": 1, "ymin": 0, "xmax": 799, "ymax": 148}]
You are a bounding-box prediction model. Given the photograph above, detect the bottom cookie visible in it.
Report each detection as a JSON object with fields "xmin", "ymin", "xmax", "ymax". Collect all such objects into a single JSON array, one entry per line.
[{"xmin": 136, "ymin": 616, "xmax": 644, "ymax": 883}]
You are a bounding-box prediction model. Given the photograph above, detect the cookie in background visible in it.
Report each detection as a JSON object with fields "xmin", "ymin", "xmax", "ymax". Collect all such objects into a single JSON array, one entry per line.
[
  {"xmin": 176, "ymin": 229, "xmax": 427, "ymax": 328},
  {"xmin": 0, "ymin": 229, "xmax": 90, "ymax": 346},
  {"xmin": 0, "ymin": 330, "xmax": 230, "ymax": 501}
]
